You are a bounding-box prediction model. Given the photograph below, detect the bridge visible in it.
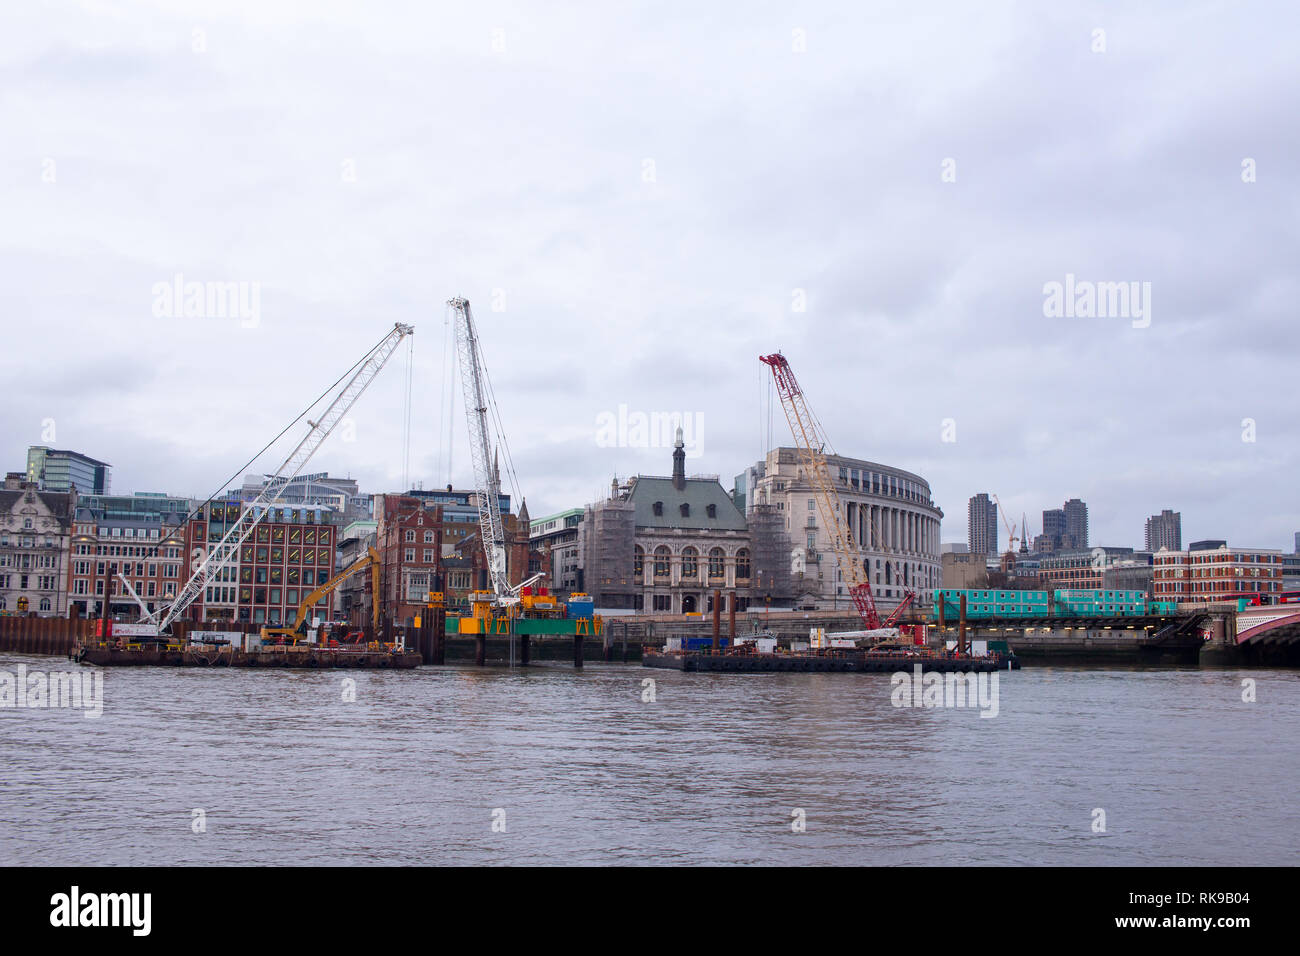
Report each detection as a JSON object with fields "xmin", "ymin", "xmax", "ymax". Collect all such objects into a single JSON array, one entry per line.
[{"xmin": 1233, "ymin": 605, "xmax": 1300, "ymax": 647}]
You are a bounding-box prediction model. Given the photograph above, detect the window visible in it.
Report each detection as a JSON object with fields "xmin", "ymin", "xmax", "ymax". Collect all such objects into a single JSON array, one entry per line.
[
  {"xmin": 424, "ymin": 531, "xmax": 435, "ymax": 543},
  {"xmin": 405, "ymin": 549, "xmax": 415, "ymax": 562},
  {"xmin": 423, "ymin": 550, "xmax": 434, "ymax": 563},
  {"xmin": 708, "ymin": 548, "xmax": 725, "ymax": 579},
  {"xmin": 634, "ymin": 546, "xmax": 644, "ymax": 578},
  {"xmin": 653, "ymin": 501, "xmax": 664, "ymax": 517},
  {"xmin": 681, "ymin": 547, "xmax": 698, "ymax": 580},
  {"xmin": 405, "ymin": 530, "xmax": 416, "ymax": 542},
  {"xmin": 680, "ymin": 503, "xmax": 690, "ymax": 517},
  {"xmin": 736, "ymin": 549, "xmax": 751, "ymax": 581},
  {"xmin": 654, "ymin": 546, "xmax": 670, "ymax": 577}
]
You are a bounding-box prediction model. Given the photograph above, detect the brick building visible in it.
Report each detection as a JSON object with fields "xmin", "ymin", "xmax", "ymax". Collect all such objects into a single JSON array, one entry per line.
[
  {"xmin": 375, "ymin": 494, "xmax": 444, "ymax": 629},
  {"xmin": 1036, "ymin": 547, "xmax": 1145, "ymax": 591},
  {"xmin": 375, "ymin": 487, "xmax": 532, "ymax": 627},
  {"xmin": 66, "ymin": 503, "xmax": 185, "ymax": 619},
  {"xmin": 182, "ymin": 501, "xmax": 339, "ymax": 626},
  {"xmin": 1153, "ymin": 544, "xmax": 1284, "ymax": 602}
]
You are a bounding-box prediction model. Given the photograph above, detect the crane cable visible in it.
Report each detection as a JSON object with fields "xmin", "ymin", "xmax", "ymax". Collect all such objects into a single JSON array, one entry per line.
[
  {"xmin": 437, "ymin": 309, "xmax": 457, "ymax": 488},
  {"xmin": 477, "ymin": 339, "xmax": 523, "ymax": 507},
  {"xmin": 400, "ymin": 332, "xmax": 414, "ymax": 491},
  {"xmin": 129, "ymin": 327, "xmax": 393, "ymax": 592}
]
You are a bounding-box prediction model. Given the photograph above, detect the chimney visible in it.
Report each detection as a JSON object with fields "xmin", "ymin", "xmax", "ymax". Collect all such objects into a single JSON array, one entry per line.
[{"xmin": 672, "ymin": 426, "xmax": 686, "ymax": 491}]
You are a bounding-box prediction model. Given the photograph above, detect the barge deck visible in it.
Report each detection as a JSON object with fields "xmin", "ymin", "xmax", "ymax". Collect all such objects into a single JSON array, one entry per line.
[
  {"xmin": 72, "ymin": 643, "xmax": 420, "ymax": 669},
  {"xmin": 643, "ymin": 649, "xmax": 1018, "ymax": 673}
]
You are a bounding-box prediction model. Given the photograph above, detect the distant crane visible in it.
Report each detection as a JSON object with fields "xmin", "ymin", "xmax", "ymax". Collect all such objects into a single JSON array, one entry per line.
[{"xmin": 991, "ymin": 494, "xmax": 1020, "ymax": 555}]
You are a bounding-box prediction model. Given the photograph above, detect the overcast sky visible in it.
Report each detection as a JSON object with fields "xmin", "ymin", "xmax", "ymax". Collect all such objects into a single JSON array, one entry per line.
[{"xmin": 2, "ymin": 1, "xmax": 1296, "ymax": 551}]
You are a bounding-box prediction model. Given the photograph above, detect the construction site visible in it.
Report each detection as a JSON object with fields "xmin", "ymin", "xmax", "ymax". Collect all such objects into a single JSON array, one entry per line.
[
  {"xmin": 0, "ymin": 300, "xmax": 1012, "ymax": 671},
  {"xmin": 43, "ymin": 300, "xmax": 621, "ymax": 670}
]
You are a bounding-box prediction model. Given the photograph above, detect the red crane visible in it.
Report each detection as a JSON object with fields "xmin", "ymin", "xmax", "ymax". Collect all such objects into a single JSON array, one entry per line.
[{"xmin": 760, "ymin": 352, "xmax": 885, "ymax": 630}]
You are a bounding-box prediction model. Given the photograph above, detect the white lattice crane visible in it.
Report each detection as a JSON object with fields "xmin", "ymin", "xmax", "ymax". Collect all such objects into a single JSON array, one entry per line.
[
  {"xmin": 150, "ymin": 322, "xmax": 414, "ymax": 633},
  {"xmin": 447, "ymin": 297, "xmax": 542, "ymax": 608}
]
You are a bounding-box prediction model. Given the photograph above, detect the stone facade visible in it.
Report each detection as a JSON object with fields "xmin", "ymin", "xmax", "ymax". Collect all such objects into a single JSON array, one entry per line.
[
  {"xmin": 0, "ymin": 474, "xmax": 76, "ymax": 616},
  {"xmin": 749, "ymin": 448, "xmax": 942, "ymax": 612}
]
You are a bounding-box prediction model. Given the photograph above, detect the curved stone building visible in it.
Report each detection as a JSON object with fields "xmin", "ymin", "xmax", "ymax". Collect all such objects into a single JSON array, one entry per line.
[{"xmin": 746, "ymin": 447, "xmax": 943, "ymax": 612}]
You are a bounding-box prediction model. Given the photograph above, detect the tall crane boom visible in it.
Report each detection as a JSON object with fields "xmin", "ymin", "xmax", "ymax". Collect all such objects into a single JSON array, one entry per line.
[
  {"xmin": 992, "ymin": 494, "xmax": 1019, "ymax": 554},
  {"xmin": 447, "ymin": 297, "xmax": 510, "ymax": 601},
  {"xmin": 760, "ymin": 352, "xmax": 882, "ymax": 629},
  {"xmin": 157, "ymin": 322, "xmax": 414, "ymax": 632}
]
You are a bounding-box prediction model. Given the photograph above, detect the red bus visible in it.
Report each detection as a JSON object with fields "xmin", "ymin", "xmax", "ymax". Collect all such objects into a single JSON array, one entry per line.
[{"xmin": 1218, "ymin": 591, "xmax": 1271, "ymax": 609}]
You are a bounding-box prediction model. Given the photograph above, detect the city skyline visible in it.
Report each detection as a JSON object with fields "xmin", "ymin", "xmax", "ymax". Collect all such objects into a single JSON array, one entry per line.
[
  {"xmin": 9, "ymin": 438, "xmax": 1294, "ymax": 557},
  {"xmin": 3, "ymin": 4, "xmax": 1297, "ymax": 554}
]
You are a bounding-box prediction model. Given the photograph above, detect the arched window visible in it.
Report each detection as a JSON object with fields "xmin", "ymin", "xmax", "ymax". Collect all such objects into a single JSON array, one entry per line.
[
  {"xmin": 735, "ymin": 549, "xmax": 751, "ymax": 581},
  {"xmin": 634, "ymin": 546, "xmax": 644, "ymax": 579},
  {"xmin": 708, "ymin": 548, "xmax": 725, "ymax": 580},
  {"xmin": 40, "ymin": 598, "xmax": 51, "ymax": 612},
  {"xmin": 654, "ymin": 546, "xmax": 671, "ymax": 577},
  {"xmin": 0, "ymin": 597, "xmax": 6, "ymax": 610},
  {"xmin": 681, "ymin": 547, "xmax": 699, "ymax": 580}
]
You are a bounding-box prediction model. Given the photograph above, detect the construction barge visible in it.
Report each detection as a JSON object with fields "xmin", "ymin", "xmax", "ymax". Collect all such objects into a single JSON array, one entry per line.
[
  {"xmin": 644, "ymin": 648, "xmax": 1017, "ymax": 673},
  {"xmin": 71, "ymin": 639, "xmax": 419, "ymax": 669}
]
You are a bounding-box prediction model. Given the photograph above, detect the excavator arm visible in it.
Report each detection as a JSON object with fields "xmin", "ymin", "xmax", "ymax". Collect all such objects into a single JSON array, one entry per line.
[{"xmin": 291, "ymin": 546, "xmax": 380, "ymax": 632}]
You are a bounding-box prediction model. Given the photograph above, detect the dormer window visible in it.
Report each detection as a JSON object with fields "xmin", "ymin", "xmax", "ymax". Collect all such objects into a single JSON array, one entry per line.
[
  {"xmin": 706, "ymin": 504, "xmax": 717, "ymax": 519},
  {"xmin": 653, "ymin": 501, "xmax": 664, "ymax": 516},
  {"xmin": 680, "ymin": 503, "xmax": 690, "ymax": 517}
]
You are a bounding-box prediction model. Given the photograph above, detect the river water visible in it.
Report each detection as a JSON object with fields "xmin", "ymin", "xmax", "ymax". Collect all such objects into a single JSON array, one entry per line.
[{"xmin": 1, "ymin": 653, "xmax": 1296, "ymax": 866}]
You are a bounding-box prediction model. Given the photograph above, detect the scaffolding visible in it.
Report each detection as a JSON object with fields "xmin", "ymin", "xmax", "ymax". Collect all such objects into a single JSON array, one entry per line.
[
  {"xmin": 580, "ymin": 495, "xmax": 636, "ymax": 609},
  {"xmin": 748, "ymin": 503, "xmax": 793, "ymax": 605}
]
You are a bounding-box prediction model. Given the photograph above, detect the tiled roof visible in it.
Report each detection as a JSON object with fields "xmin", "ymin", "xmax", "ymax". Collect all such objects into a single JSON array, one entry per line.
[
  {"xmin": 627, "ymin": 477, "xmax": 747, "ymax": 531},
  {"xmin": 0, "ymin": 489, "xmax": 75, "ymax": 525}
]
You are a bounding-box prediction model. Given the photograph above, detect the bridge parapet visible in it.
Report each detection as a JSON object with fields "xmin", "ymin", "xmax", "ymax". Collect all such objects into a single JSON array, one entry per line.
[{"xmin": 1234, "ymin": 606, "xmax": 1300, "ymax": 645}]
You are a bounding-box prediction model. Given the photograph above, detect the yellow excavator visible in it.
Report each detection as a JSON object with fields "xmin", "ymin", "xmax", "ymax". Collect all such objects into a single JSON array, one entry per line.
[{"xmin": 260, "ymin": 546, "xmax": 380, "ymax": 645}]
